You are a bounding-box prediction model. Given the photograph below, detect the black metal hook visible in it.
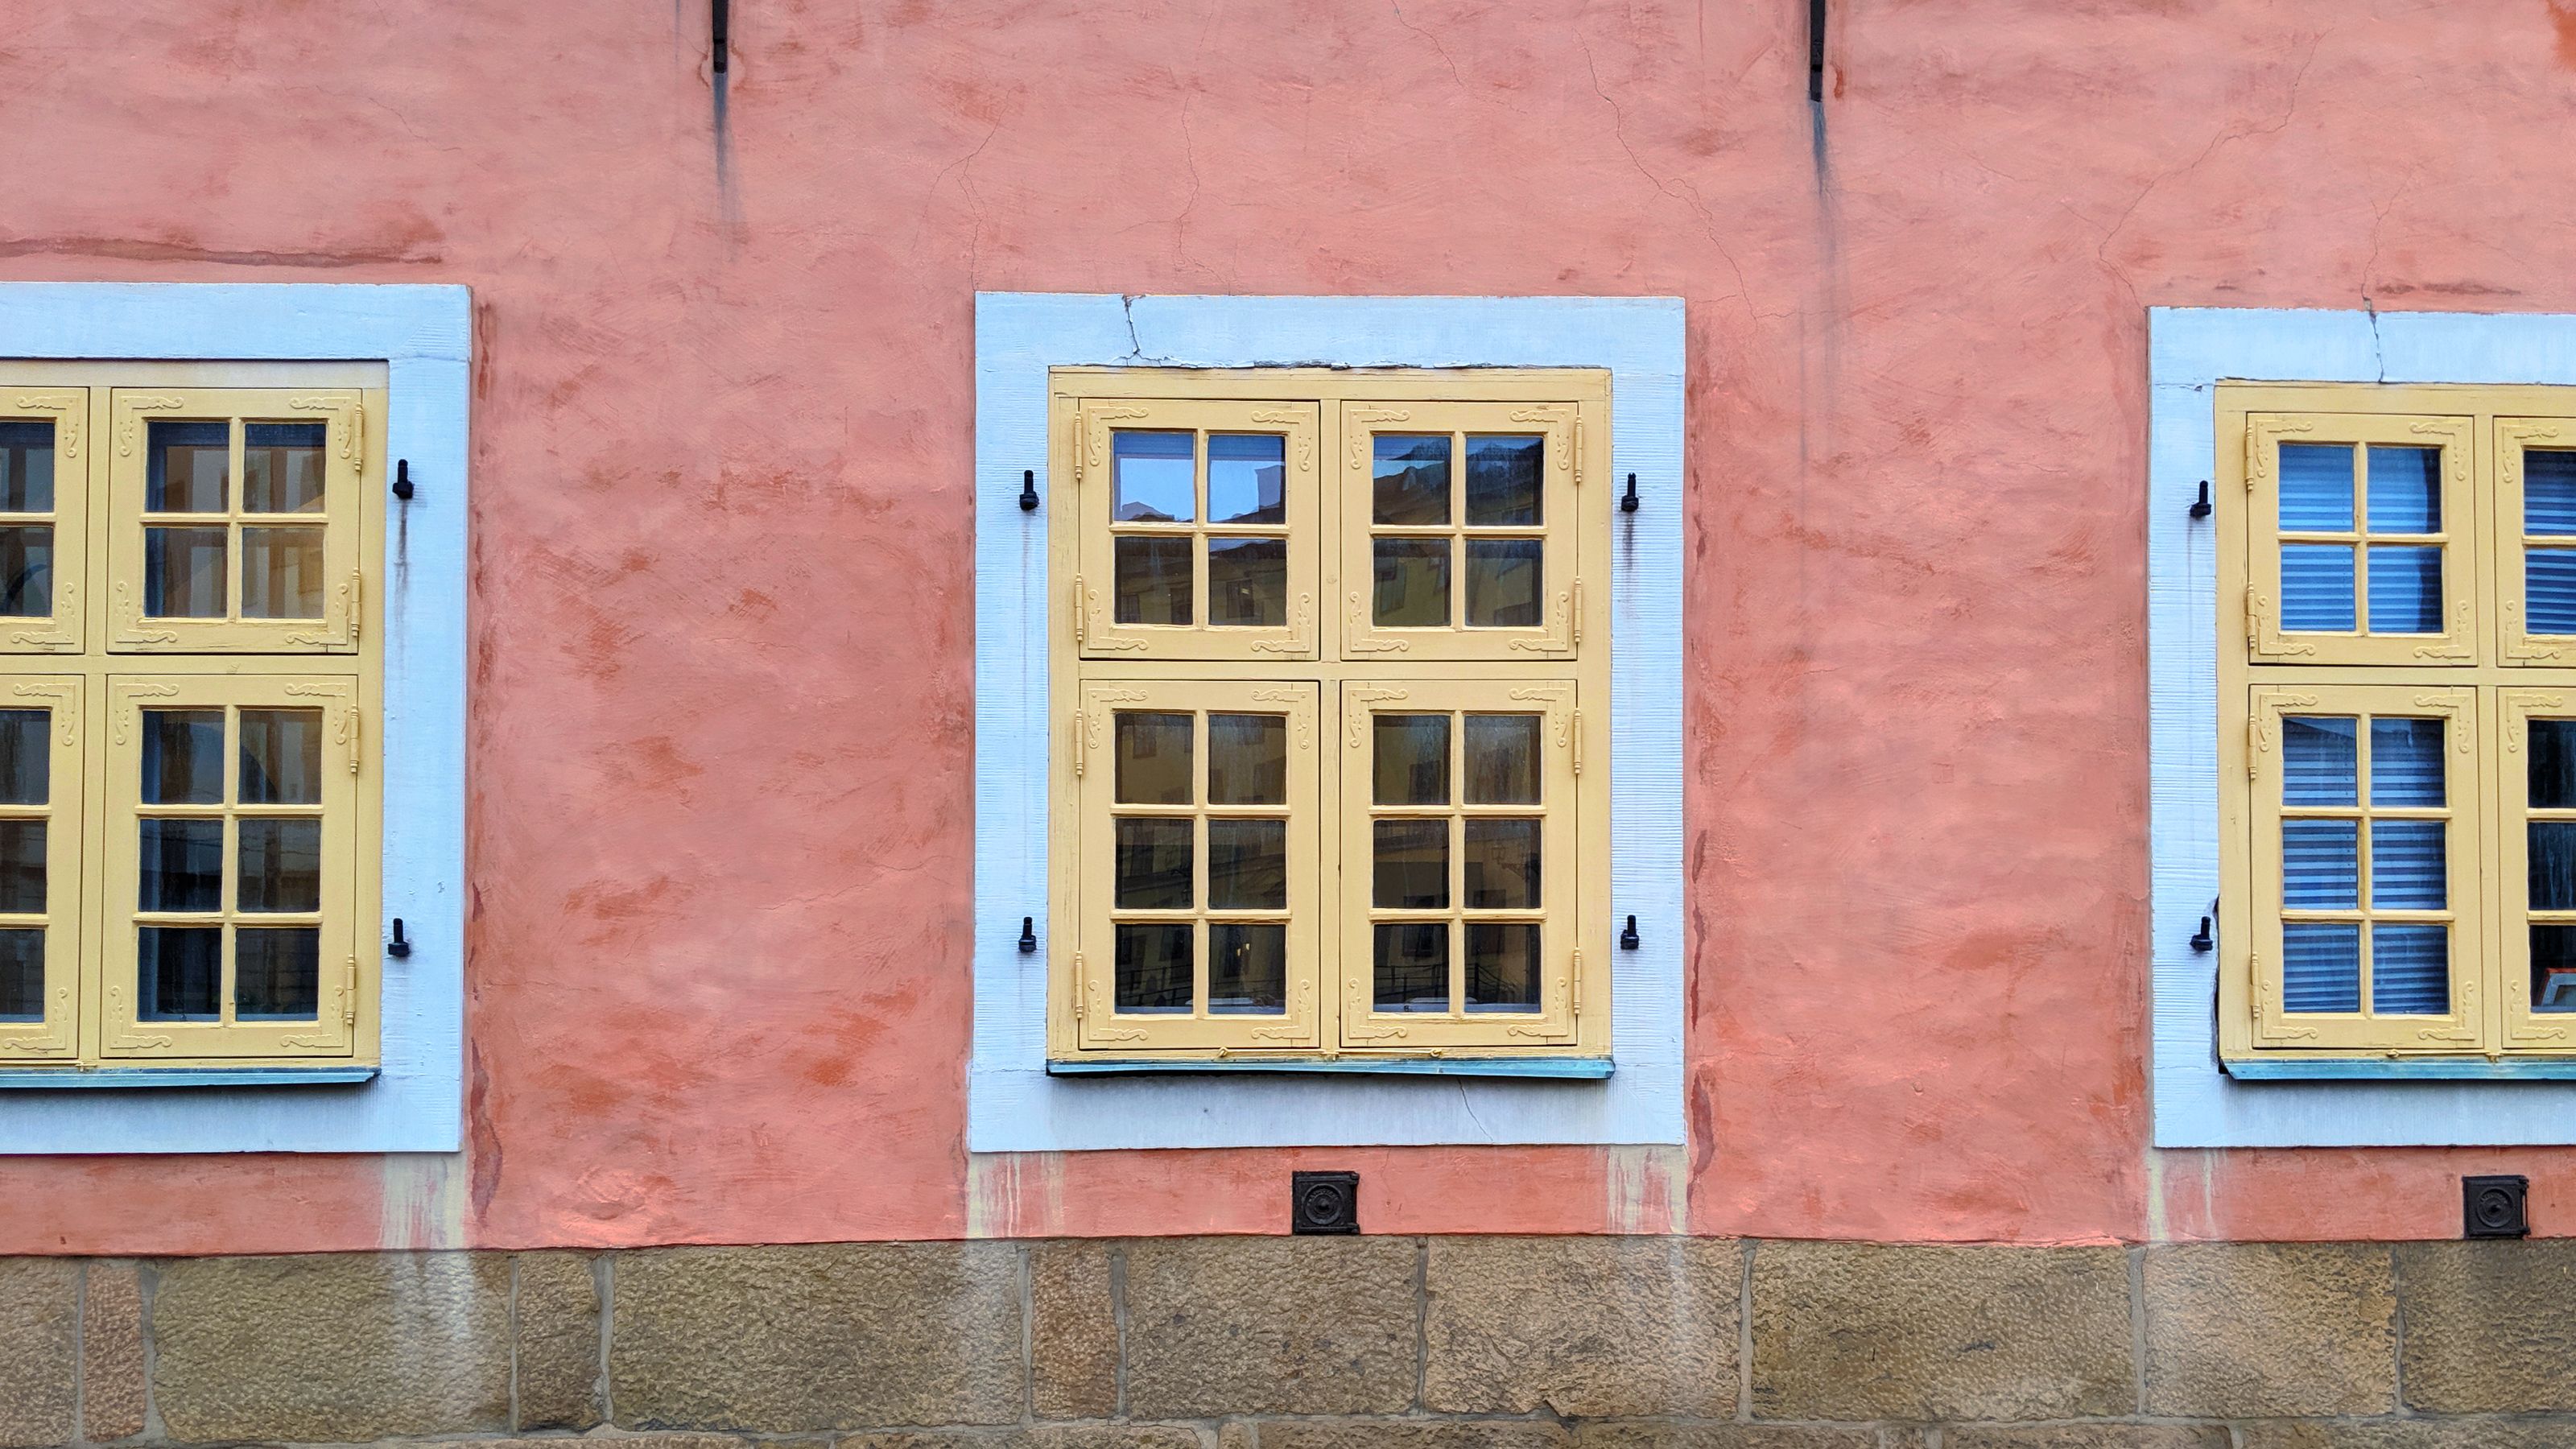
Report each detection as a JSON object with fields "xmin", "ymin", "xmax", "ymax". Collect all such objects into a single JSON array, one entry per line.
[
  {"xmin": 1619, "ymin": 914, "xmax": 1640, "ymax": 950},
  {"xmin": 1018, "ymin": 469, "xmax": 1040, "ymax": 512},
  {"xmin": 1018, "ymin": 915, "xmax": 1038, "ymax": 954},
  {"xmin": 1620, "ymin": 473, "xmax": 1639, "ymax": 514},
  {"xmin": 2188, "ymin": 480, "xmax": 2211, "ymax": 519},
  {"xmin": 393, "ymin": 460, "xmax": 415, "ymax": 502},
  {"xmin": 2189, "ymin": 915, "xmax": 2214, "ymax": 953},
  {"xmin": 387, "ymin": 919, "xmax": 413, "ymax": 959}
]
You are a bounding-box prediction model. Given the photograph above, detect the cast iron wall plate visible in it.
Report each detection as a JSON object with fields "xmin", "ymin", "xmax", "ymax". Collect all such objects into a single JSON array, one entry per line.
[{"xmin": 1291, "ymin": 1170, "xmax": 1360, "ymax": 1234}]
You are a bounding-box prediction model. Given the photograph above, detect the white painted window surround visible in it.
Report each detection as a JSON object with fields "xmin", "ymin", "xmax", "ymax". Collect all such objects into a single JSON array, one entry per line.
[
  {"xmin": 0, "ymin": 283, "xmax": 469, "ymax": 1154},
  {"xmin": 972, "ymin": 294, "xmax": 1685, "ymax": 1151},
  {"xmin": 2151, "ymin": 306, "xmax": 2576, "ymax": 1147}
]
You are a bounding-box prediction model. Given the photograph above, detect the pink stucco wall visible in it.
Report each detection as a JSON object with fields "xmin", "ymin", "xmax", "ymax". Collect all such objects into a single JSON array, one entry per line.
[{"xmin": 5, "ymin": 0, "xmax": 2574, "ymax": 1254}]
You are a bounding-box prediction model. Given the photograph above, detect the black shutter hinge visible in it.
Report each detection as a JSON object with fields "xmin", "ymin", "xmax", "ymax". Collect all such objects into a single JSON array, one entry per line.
[
  {"xmin": 2188, "ymin": 480, "xmax": 2211, "ymax": 519},
  {"xmin": 1619, "ymin": 914, "xmax": 1640, "ymax": 951},
  {"xmin": 393, "ymin": 460, "xmax": 415, "ymax": 501},
  {"xmin": 1018, "ymin": 469, "xmax": 1040, "ymax": 512},
  {"xmin": 1018, "ymin": 915, "xmax": 1038, "ymax": 953},
  {"xmin": 387, "ymin": 918, "xmax": 413, "ymax": 959},
  {"xmin": 1620, "ymin": 472, "xmax": 1639, "ymax": 514},
  {"xmin": 712, "ymin": 0, "xmax": 729, "ymax": 72}
]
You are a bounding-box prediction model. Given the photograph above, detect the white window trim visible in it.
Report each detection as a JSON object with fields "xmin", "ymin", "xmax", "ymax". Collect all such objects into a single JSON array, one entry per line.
[
  {"xmin": 972, "ymin": 293, "xmax": 1683, "ymax": 1150},
  {"xmin": 0, "ymin": 283, "xmax": 469, "ymax": 1154},
  {"xmin": 2151, "ymin": 304, "xmax": 2576, "ymax": 1146}
]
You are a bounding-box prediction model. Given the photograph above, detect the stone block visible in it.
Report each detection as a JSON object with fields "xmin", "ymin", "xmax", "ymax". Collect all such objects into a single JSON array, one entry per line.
[
  {"xmin": 1571, "ymin": 1427, "xmax": 1882, "ymax": 1449},
  {"xmin": 1424, "ymin": 1236, "xmax": 1739, "ymax": 1417},
  {"xmin": 843, "ymin": 1432, "xmax": 1201, "ymax": 1449},
  {"xmin": 1748, "ymin": 1241, "xmax": 2132, "ymax": 1422},
  {"xmin": 82, "ymin": 1260, "xmax": 147, "ymax": 1443},
  {"xmin": 151, "ymin": 1252, "xmax": 510, "ymax": 1442},
  {"xmin": 610, "ymin": 1242, "xmax": 1022, "ymax": 1430},
  {"xmin": 2237, "ymin": 1422, "xmax": 2576, "ymax": 1449},
  {"xmin": 1944, "ymin": 1430, "xmax": 2232, "ymax": 1449},
  {"xmin": 2142, "ymin": 1244, "xmax": 2395, "ymax": 1418},
  {"xmin": 1243, "ymin": 1424, "xmax": 1572, "ymax": 1449},
  {"xmin": 2397, "ymin": 1240, "xmax": 2576, "ymax": 1412},
  {"xmin": 1030, "ymin": 1240, "xmax": 1118, "ymax": 1418},
  {"xmin": 513, "ymin": 1251, "xmax": 601, "ymax": 1430},
  {"xmin": 1121, "ymin": 1236, "xmax": 1417, "ymax": 1418},
  {"xmin": 0, "ymin": 1258, "xmax": 76, "ymax": 1449}
]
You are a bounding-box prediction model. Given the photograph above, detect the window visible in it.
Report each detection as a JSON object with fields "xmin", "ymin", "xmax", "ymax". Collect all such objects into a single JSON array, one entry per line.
[
  {"xmin": 1047, "ymin": 369, "xmax": 1611, "ymax": 1063},
  {"xmin": 0, "ymin": 369, "xmax": 380, "ymax": 1071}
]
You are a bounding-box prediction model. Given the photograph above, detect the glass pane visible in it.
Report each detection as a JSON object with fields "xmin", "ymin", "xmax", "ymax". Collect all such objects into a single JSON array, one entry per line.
[
  {"xmin": 1464, "ymin": 539, "xmax": 1542, "ymax": 628},
  {"xmin": 1113, "ymin": 535, "xmax": 1191, "ymax": 626},
  {"xmin": 2365, "ymin": 446, "xmax": 2442, "ymax": 534},
  {"xmin": 0, "ymin": 928, "xmax": 39, "ymax": 1020},
  {"xmin": 1208, "ymin": 818, "xmax": 1286, "ymax": 910},
  {"xmin": 2282, "ymin": 819, "xmax": 2359, "ymax": 910},
  {"xmin": 2528, "ymin": 451, "xmax": 2576, "ymax": 536},
  {"xmin": 1372, "ymin": 818, "xmax": 1448, "ymax": 910},
  {"xmin": 242, "ymin": 422, "xmax": 327, "ymax": 514},
  {"xmin": 1207, "ymin": 537, "xmax": 1286, "ymax": 627},
  {"xmin": 2281, "ymin": 922, "xmax": 2361, "ymax": 1013},
  {"xmin": 2281, "ymin": 716, "xmax": 2357, "ymax": 807},
  {"xmin": 2534, "ymin": 925, "xmax": 2576, "ymax": 1013},
  {"xmin": 239, "ymin": 709, "xmax": 323, "ymax": 805},
  {"xmin": 146, "ymin": 420, "xmax": 229, "ymax": 513},
  {"xmin": 142, "ymin": 710, "xmax": 224, "ymax": 805},
  {"xmin": 2366, "ymin": 546, "xmax": 2443, "ymax": 634},
  {"xmin": 235, "ymin": 927, "xmax": 320, "ymax": 1020},
  {"xmin": 1464, "ymin": 715, "xmax": 1541, "ymax": 804},
  {"xmin": 144, "ymin": 527, "xmax": 227, "ymax": 618},
  {"xmin": 1208, "ymin": 714, "xmax": 1286, "ymax": 806},
  {"xmin": 1112, "ymin": 431, "xmax": 1195, "ymax": 523},
  {"xmin": 1465, "ymin": 922, "xmax": 1541, "ymax": 1013},
  {"xmin": 2528, "ymin": 549, "xmax": 2576, "ymax": 635},
  {"xmin": 0, "ymin": 710, "xmax": 47, "ymax": 807},
  {"xmin": 1373, "ymin": 922, "xmax": 1448, "ymax": 1012},
  {"xmin": 1372, "ymin": 539, "xmax": 1450, "ymax": 627},
  {"xmin": 0, "ymin": 819, "xmax": 42, "ymax": 914},
  {"xmin": 2370, "ymin": 717, "xmax": 2445, "ymax": 807},
  {"xmin": 2533, "ymin": 821, "xmax": 2576, "ymax": 911},
  {"xmin": 242, "ymin": 527, "xmax": 326, "ymax": 620},
  {"xmin": 0, "ymin": 526, "xmax": 52, "ymax": 618},
  {"xmin": 137, "ymin": 926, "xmax": 221, "ymax": 1021},
  {"xmin": 0, "ymin": 419, "xmax": 54, "ymax": 514},
  {"xmin": 2372, "ymin": 924, "xmax": 2449, "ymax": 1015},
  {"xmin": 237, "ymin": 818, "xmax": 321, "ymax": 913},
  {"xmin": 138, "ymin": 819, "xmax": 222, "ymax": 912},
  {"xmin": 2533, "ymin": 719, "xmax": 2576, "ymax": 810},
  {"xmin": 1372, "ymin": 435, "xmax": 1450, "ymax": 525},
  {"xmin": 2279, "ymin": 543, "xmax": 2355, "ymax": 631},
  {"xmin": 1207, "ymin": 434, "xmax": 1285, "ymax": 525},
  {"xmin": 1113, "ymin": 923, "xmax": 1191, "ymax": 1013},
  {"xmin": 1209, "ymin": 923, "xmax": 1286, "ymax": 1014},
  {"xmin": 1464, "ymin": 436, "xmax": 1542, "ymax": 526},
  {"xmin": 1464, "ymin": 817, "xmax": 1539, "ymax": 910},
  {"xmin": 1372, "ymin": 713, "xmax": 1450, "ymax": 805},
  {"xmin": 1113, "ymin": 817, "xmax": 1192, "ymax": 910},
  {"xmin": 2371, "ymin": 821, "xmax": 2445, "ymax": 910},
  {"xmin": 2277, "ymin": 444, "xmax": 2353, "ymax": 531},
  {"xmin": 1113, "ymin": 712, "xmax": 1191, "ymax": 806}
]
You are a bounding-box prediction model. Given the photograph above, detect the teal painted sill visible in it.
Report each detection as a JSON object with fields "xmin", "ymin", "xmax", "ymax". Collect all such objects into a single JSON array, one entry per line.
[
  {"xmin": 1048, "ymin": 1057, "xmax": 1614, "ymax": 1079},
  {"xmin": 2225, "ymin": 1058, "xmax": 2576, "ymax": 1081},
  {"xmin": 0, "ymin": 1067, "xmax": 378, "ymax": 1089}
]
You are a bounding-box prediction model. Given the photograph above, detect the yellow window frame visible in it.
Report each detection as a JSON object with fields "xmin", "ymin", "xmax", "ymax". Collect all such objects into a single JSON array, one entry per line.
[
  {"xmin": 0, "ymin": 677, "xmax": 84, "ymax": 1061},
  {"xmin": 2496, "ymin": 419, "xmax": 2576, "ymax": 665},
  {"xmin": 2242, "ymin": 411, "xmax": 2476, "ymax": 667},
  {"xmin": 0, "ymin": 387, "xmax": 88, "ymax": 654}
]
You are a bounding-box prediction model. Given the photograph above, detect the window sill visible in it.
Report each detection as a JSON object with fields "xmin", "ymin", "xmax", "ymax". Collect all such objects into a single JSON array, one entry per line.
[
  {"xmin": 1046, "ymin": 1056, "xmax": 1614, "ymax": 1079},
  {"xmin": 2224, "ymin": 1057, "xmax": 2576, "ymax": 1081},
  {"xmin": 0, "ymin": 1067, "xmax": 378, "ymax": 1089}
]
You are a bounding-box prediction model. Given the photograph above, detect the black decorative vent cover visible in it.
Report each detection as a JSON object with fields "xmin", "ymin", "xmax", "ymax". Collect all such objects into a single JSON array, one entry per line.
[
  {"xmin": 2465, "ymin": 1174, "xmax": 2530, "ymax": 1240},
  {"xmin": 1291, "ymin": 1170, "xmax": 1360, "ymax": 1235}
]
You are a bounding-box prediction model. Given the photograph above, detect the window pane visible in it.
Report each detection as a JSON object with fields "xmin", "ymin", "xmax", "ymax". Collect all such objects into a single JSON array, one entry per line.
[
  {"xmin": 1463, "ymin": 539, "xmax": 1542, "ymax": 628},
  {"xmin": 237, "ymin": 818, "xmax": 321, "ymax": 913},
  {"xmin": 2534, "ymin": 925, "xmax": 2576, "ymax": 1013},
  {"xmin": 2282, "ymin": 819, "xmax": 2359, "ymax": 910},
  {"xmin": 1113, "ymin": 712, "xmax": 1191, "ymax": 806},
  {"xmin": 235, "ymin": 927, "xmax": 320, "ymax": 1020},
  {"xmin": 2372, "ymin": 924, "xmax": 2449, "ymax": 1015},
  {"xmin": 1464, "ymin": 436, "xmax": 1542, "ymax": 526},
  {"xmin": 1372, "ymin": 539, "xmax": 1450, "ymax": 627},
  {"xmin": 239, "ymin": 709, "xmax": 323, "ymax": 806},
  {"xmin": 2534, "ymin": 719, "xmax": 2576, "ymax": 810},
  {"xmin": 143, "ymin": 710, "xmax": 224, "ymax": 805},
  {"xmin": 1206, "ymin": 537, "xmax": 1286, "ymax": 627},
  {"xmin": 242, "ymin": 527, "xmax": 326, "ymax": 620},
  {"xmin": 2529, "ymin": 549, "xmax": 2576, "ymax": 635},
  {"xmin": 2370, "ymin": 821, "xmax": 2445, "ymax": 910},
  {"xmin": 1113, "ymin": 817, "xmax": 1192, "ymax": 910},
  {"xmin": 0, "ymin": 526, "xmax": 52, "ymax": 618},
  {"xmin": 1464, "ymin": 715, "xmax": 1541, "ymax": 804},
  {"xmin": 2533, "ymin": 821, "xmax": 2576, "ymax": 911},
  {"xmin": 2365, "ymin": 445, "xmax": 2442, "ymax": 534},
  {"xmin": 2365, "ymin": 546, "xmax": 2442, "ymax": 634},
  {"xmin": 1464, "ymin": 817, "xmax": 1539, "ymax": 910},
  {"xmin": 1112, "ymin": 431, "xmax": 1195, "ymax": 522},
  {"xmin": 2369, "ymin": 717, "xmax": 2445, "ymax": 807},
  {"xmin": 1113, "ymin": 923, "xmax": 1191, "ymax": 1013},
  {"xmin": 1372, "ymin": 714, "xmax": 1449, "ymax": 806},
  {"xmin": 0, "ymin": 710, "xmax": 47, "ymax": 807},
  {"xmin": 1207, "ymin": 714, "xmax": 1286, "ymax": 806},
  {"xmin": 0, "ymin": 819, "xmax": 42, "ymax": 914},
  {"xmin": 1373, "ymin": 922, "xmax": 1448, "ymax": 1012},
  {"xmin": 2281, "ymin": 922, "xmax": 2361, "ymax": 1013},
  {"xmin": 242, "ymin": 423, "xmax": 327, "ymax": 514},
  {"xmin": 1208, "ymin": 818, "xmax": 1286, "ymax": 910},
  {"xmin": 1207, "ymin": 434, "xmax": 1285, "ymax": 525},
  {"xmin": 146, "ymin": 420, "xmax": 229, "ymax": 513},
  {"xmin": 1465, "ymin": 922, "xmax": 1541, "ymax": 1013},
  {"xmin": 1372, "ymin": 436, "xmax": 1450, "ymax": 525},
  {"xmin": 2277, "ymin": 444, "xmax": 2353, "ymax": 530},
  {"xmin": 0, "ymin": 419, "xmax": 54, "ymax": 514},
  {"xmin": 144, "ymin": 527, "xmax": 227, "ymax": 618},
  {"xmin": 0, "ymin": 927, "xmax": 39, "ymax": 1020},
  {"xmin": 1372, "ymin": 818, "xmax": 1448, "ymax": 910},
  {"xmin": 1209, "ymin": 923, "xmax": 1286, "ymax": 1014},
  {"xmin": 137, "ymin": 926, "xmax": 221, "ymax": 1021},
  {"xmin": 2280, "ymin": 544, "xmax": 2355, "ymax": 631},
  {"xmin": 2281, "ymin": 716, "xmax": 2357, "ymax": 807},
  {"xmin": 2529, "ymin": 451, "xmax": 2576, "ymax": 536},
  {"xmin": 138, "ymin": 819, "xmax": 222, "ymax": 912},
  {"xmin": 1113, "ymin": 535, "xmax": 1191, "ymax": 626}
]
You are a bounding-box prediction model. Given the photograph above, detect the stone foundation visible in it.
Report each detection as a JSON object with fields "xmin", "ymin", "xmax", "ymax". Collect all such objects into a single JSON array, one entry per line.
[{"xmin": 3, "ymin": 1239, "xmax": 2572, "ymax": 1447}]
